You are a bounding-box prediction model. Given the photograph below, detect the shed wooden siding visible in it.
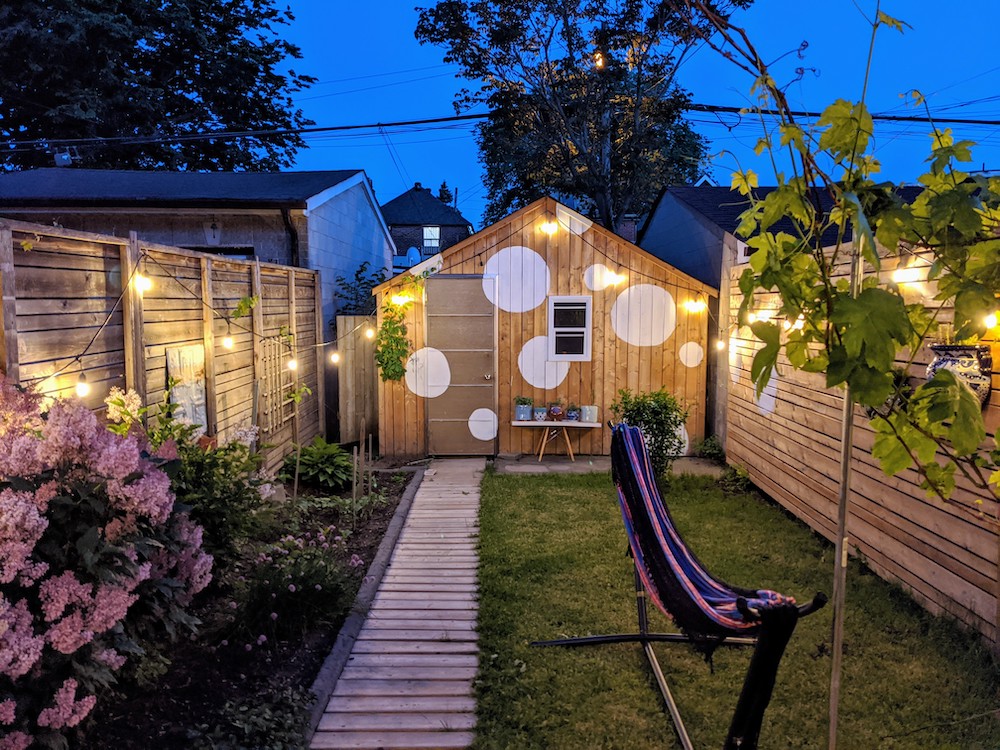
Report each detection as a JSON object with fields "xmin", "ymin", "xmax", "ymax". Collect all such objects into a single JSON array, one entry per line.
[
  {"xmin": 377, "ymin": 198, "xmax": 715, "ymax": 458},
  {"xmin": 1, "ymin": 220, "xmax": 323, "ymax": 472},
  {"xmin": 725, "ymin": 261, "xmax": 1000, "ymax": 648}
]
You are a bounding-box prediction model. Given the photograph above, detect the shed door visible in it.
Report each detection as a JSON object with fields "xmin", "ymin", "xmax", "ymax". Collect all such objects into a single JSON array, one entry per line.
[{"xmin": 425, "ymin": 276, "xmax": 496, "ymax": 455}]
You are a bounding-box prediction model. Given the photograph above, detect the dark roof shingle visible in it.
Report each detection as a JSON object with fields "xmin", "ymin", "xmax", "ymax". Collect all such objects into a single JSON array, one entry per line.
[
  {"xmin": 380, "ymin": 183, "xmax": 472, "ymax": 227},
  {"xmin": 0, "ymin": 168, "xmax": 362, "ymax": 207}
]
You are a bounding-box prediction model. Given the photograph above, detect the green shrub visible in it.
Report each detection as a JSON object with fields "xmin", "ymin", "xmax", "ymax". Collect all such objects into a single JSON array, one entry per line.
[
  {"xmin": 695, "ymin": 434, "xmax": 726, "ymax": 464},
  {"xmin": 283, "ymin": 437, "xmax": 353, "ymax": 493},
  {"xmin": 193, "ymin": 682, "xmax": 313, "ymax": 750},
  {"xmin": 611, "ymin": 387, "xmax": 689, "ymax": 475}
]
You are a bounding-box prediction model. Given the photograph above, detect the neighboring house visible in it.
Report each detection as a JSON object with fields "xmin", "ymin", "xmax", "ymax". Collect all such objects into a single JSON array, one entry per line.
[
  {"xmin": 380, "ymin": 182, "xmax": 473, "ymax": 271},
  {"xmin": 0, "ymin": 168, "xmax": 395, "ymax": 328},
  {"xmin": 374, "ymin": 196, "xmax": 715, "ymax": 459}
]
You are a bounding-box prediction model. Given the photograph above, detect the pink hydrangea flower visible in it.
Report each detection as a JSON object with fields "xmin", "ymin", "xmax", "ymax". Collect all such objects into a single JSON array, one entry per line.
[
  {"xmin": 95, "ymin": 648, "xmax": 127, "ymax": 671},
  {"xmin": 0, "ymin": 698, "xmax": 16, "ymax": 724},
  {"xmin": 0, "ymin": 730, "xmax": 31, "ymax": 750},
  {"xmin": 38, "ymin": 571, "xmax": 92, "ymax": 622},
  {"xmin": 0, "ymin": 489, "xmax": 48, "ymax": 584},
  {"xmin": 0, "ymin": 597, "xmax": 44, "ymax": 679}
]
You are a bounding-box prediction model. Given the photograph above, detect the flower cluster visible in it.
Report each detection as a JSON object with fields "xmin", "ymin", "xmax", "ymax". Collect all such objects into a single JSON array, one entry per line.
[{"xmin": 0, "ymin": 379, "xmax": 212, "ymax": 745}]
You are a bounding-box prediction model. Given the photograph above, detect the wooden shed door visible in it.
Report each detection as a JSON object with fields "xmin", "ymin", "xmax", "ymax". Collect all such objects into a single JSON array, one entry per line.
[{"xmin": 425, "ymin": 276, "xmax": 496, "ymax": 455}]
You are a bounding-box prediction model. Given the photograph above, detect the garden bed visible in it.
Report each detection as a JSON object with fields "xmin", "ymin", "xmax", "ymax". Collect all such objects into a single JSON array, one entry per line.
[{"xmin": 82, "ymin": 470, "xmax": 413, "ymax": 749}]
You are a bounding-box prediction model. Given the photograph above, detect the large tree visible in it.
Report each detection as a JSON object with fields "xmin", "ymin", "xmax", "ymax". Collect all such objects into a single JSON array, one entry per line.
[
  {"xmin": 416, "ymin": 0, "xmax": 750, "ymax": 230},
  {"xmin": 0, "ymin": 0, "xmax": 314, "ymax": 171}
]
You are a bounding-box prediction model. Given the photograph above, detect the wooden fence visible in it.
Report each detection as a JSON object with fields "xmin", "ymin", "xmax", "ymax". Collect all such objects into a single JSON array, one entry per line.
[
  {"xmin": 335, "ymin": 314, "xmax": 377, "ymax": 445},
  {"xmin": 0, "ymin": 219, "xmax": 324, "ymax": 473},
  {"xmin": 725, "ymin": 275, "xmax": 1000, "ymax": 651}
]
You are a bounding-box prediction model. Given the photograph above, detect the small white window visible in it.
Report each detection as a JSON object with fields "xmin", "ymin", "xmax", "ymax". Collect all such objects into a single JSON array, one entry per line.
[
  {"xmin": 736, "ymin": 240, "xmax": 751, "ymax": 264},
  {"xmin": 423, "ymin": 226, "xmax": 440, "ymax": 251},
  {"xmin": 548, "ymin": 296, "xmax": 592, "ymax": 362}
]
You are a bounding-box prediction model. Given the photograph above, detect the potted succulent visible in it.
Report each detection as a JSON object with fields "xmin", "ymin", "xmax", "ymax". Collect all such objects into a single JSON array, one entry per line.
[
  {"xmin": 533, "ymin": 404, "xmax": 548, "ymax": 421},
  {"xmin": 565, "ymin": 403, "xmax": 581, "ymax": 421},
  {"xmin": 514, "ymin": 395, "xmax": 533, "ymax": 421},
  {"xmin": 548, "ymin": 398, "xmax": 565, "ymax": 421}
]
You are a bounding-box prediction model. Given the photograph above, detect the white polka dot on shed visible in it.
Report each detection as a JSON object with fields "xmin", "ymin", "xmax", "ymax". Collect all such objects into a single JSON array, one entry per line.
[
  {"xmin": 517, "ymin": 335, "xmax": 570, "ymax": 389},
  {"xmin": 679, "ymin": 342, "xmax": 704, "ymax": 368},
  {"xmin": 404, "ymin": 347, "xmax": 451, "ymax": 398},
  {"xmin": 482, "ymin": 245, "xmax": 550, "ymax": 313},
  {"xmin": 611, "ymin": 284, "xmax": 676, "ymax": 346},
  {"xmin": 468, "ymin": 408, "xmax": 498, "ymax": 441}
]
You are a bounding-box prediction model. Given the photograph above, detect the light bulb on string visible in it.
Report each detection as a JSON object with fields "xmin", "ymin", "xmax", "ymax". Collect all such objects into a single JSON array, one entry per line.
[
  {"xmin": 540, "ymin": 220, "xmax": 558, "ymax": 235},
  {"xmin": 365, "ymin": 327, "xmax": 375, "ymax": 340},
  {"xmin": 715, "ymin": 339, "xmax": 726, "ymax": 351},
  {"xmin": 330, "ymin": 351, "xmax": 340, "ymax": 364},
  {"xmin": 287, "ymin": 357, "xmax": 298, "ymax": 371},
  {"xmin": 75, "ymin": 371, "xmax": 90, "ymax": 398},
  {"xmin": 135, "ymin": 274, "xmax": 152, "ymax": 293},
  {"xmin": 985, "ymin": 312, "xmax": 998, "ymax": 329},
  {"xmin": 222, "ymin": 320, "xmax": 234, "ymax": 350}
]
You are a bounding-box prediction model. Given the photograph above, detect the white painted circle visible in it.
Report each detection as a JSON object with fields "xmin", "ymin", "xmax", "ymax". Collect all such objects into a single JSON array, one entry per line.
[
  {"xmin": 611, "ymin": 284, "xmax": 676, "ymax": 346},
  {"xmin": 679, "ymin": 342, "xmax": 704, "ymax": 368},
  {"xmin": 584, "ymin": 263, "xmax": 616, "ymax": 291},
  {"xmin": 755, "ymin": 371, "xmax": 778, "ymax": 414},
  {"xmin": 482, "ymin": 246, "xmax": 550, "ymax": 313},
  {"xmin": 517, "ymin": 335, "xmax": 570, "ymax": 389},
  {"xmin": 404, "ymin": 347, "xmax": 451, "ymax": 398},
  {"xmin": 556, "ymin": 205, "xmax": 593, "ymax": 235},
  {"xmin": 468, "ymin": 408, "xmax": 498, "ymax": 441}
]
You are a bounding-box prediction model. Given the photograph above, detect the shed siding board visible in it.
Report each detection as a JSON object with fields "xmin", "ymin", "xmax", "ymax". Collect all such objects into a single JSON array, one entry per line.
[
  {"xmin": 0, "ymin": 219, "xmax": 320, "ymax": 469},
  {"xmin": 725, "ymin": 253, "xmax": 999, "ymax": 649},
  {"xmin": 377, "ymin": 198, "xmax": 712, "ymax": 459}
]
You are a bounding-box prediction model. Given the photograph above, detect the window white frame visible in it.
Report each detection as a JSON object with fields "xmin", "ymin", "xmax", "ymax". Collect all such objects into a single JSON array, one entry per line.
[
  {"xmin": 736, "ymin": 239, "xmax": 752, "ymax": 264},
  {"xmin": 422, "ymin": 225, "xmax": 441, "ymax": 251},
  {"xmin": 547, "ymin": 295, "xmax": 592, "ymax": 362}
]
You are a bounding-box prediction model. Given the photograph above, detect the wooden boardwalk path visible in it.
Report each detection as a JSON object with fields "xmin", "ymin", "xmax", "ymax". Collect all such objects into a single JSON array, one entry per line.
[{"xmin": 311, "ymin": 458, "xmax": 485, "ymax": 750}]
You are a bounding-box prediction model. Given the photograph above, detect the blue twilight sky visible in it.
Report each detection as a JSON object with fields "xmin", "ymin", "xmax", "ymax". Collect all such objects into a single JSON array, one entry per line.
[{"xmin": 284, "ymin": 1, "xmax": 1000, "ymax": 229}]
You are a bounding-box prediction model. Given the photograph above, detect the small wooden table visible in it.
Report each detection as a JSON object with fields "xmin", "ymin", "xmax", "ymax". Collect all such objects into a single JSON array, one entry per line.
[{"xmin": 511, "ymin": 420, "xmax": 602, "ymax": 461}]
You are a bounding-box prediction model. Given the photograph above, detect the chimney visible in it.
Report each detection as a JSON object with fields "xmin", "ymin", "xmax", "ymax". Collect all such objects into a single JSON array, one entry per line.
[
  {"xmin": 618, "ymin": 214, "xmax": 639, "ymax": 243},
  {"xmin": 414, "ymin": 182, "xmax": 422, "ymax": 190}
]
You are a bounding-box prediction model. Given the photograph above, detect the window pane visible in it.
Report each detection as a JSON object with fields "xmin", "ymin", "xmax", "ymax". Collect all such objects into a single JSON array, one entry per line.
[
  {"xmin": 553, "ymin": 303, "xmax": 587, "ymax": 328},
  {"xmin": 555, "ymin": 332, "xmax": 585, "ymax": 355},
  {"xmin": 423, "ymin": 226, "xmax": 440, "ymax": 240}
]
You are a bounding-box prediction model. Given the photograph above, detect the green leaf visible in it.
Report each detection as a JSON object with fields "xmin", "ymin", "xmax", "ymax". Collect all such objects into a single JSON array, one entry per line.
[
  {"xmin": 830, "ymin": 288, "xmax": 912, "ymax": 371},
  {"xmin": 731, "ymin": 169, "xmax": 759, "ymax": 197},
  {"xmin": 877, "ymin": 10, "xmax": 910, "ymax": 32},
  {"xmin": 871, "ymin": 416, "xmax": 913, "ymax": 476},
  {"xmin": 749, "ymin": 321, "xmax": 780, "ymax": 396}
]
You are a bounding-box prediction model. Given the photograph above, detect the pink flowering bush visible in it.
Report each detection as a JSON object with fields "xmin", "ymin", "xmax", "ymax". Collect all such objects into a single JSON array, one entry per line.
[{"xmin": 0, "ymin": 380, "xmax": 211, "ymax": 748}]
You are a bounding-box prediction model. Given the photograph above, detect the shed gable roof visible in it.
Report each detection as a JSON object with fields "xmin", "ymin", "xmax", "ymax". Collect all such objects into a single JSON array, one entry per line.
[{"xmin": 0, "ymin": 168, "xmax": 362, "ymax": 208}]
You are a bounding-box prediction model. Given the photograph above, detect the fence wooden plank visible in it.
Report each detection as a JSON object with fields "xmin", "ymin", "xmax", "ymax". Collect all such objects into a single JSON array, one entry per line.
[
  {"xmin": 201, "ymin": 257, "xmax": 218, "ymax": 436},
  {"xmin": 122, "ymin": 233, "xmax": 145, "ymax": 404}
]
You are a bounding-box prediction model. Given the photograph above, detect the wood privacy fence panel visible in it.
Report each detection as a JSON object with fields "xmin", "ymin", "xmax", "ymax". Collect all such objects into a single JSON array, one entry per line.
[
  {"xmin": 725, "ymin": 265, "xmax": 1000, "ymax": 649},
  {"xmin": 0, "ymin": 220, "xmax": 324, "ymax": 472},
  {"xmin": 336, "ymin": 315, "xmax": 378, "ymax": 445}
]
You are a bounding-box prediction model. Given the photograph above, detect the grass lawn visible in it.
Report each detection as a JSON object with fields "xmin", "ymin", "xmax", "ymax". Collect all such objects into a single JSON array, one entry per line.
[{"xmin": 475, "ymin": 471, "xmax": 1000, "ymax": 750}]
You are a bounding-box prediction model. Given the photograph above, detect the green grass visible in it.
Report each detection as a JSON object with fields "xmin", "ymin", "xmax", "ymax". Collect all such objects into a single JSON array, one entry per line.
[{"xmin": 475, "ymin": 472, "xmax": 1000, "ymax": 750}]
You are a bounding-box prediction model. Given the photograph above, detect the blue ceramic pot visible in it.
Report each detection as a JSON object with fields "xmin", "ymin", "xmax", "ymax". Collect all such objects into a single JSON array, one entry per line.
[
  {"xmin": 533, "ymin": 407, "xmax": 548, "ymax": 421},
  {"xmin": 515, "ymin": 404, "xmax": 532, "ymax": 421},
  {"xmin": 926, "ymin": 343, "xmax": 992, "ymax": 407}
]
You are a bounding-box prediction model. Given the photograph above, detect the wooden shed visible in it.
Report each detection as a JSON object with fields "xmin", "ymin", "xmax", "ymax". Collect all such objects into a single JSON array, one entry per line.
[{"xmin": 373, "ymin": 197, "xmax": 716, "ymax": 458}]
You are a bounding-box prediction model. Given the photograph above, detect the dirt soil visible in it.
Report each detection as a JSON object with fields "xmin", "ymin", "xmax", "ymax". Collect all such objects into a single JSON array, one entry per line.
[{"xmin": 81, "ymin": 469, "xmax": 413, "ymax": 749}]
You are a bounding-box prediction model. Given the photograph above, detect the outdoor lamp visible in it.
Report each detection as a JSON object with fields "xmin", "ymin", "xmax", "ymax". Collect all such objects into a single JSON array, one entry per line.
[{"xmin": 75, "ymin": 372, "xmax": 90, "ymax": 398}]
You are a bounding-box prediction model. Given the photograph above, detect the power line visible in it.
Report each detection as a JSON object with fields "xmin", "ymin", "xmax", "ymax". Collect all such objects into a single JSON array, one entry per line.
[{"xmin": 8, "ymin": 104, "xmax": 1000, "ymax": 155}]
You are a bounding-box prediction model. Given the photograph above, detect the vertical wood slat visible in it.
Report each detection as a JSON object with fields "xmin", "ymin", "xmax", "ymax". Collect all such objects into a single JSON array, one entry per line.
[
  {"xmin": 201, "ymin": 257, "xmax": 218, "ymax": 436},
  {"xmin": 315, "ymin": 273, "xmax": 326, "ymax": 438},
  {"xmin": 289, "ymin": 271, "xmax": 300, "ymax": 445},
  {"xmin": 0, "ymin": 226, "xmax": 18, "ymax": 381},
  {"xmin": 251, "ymin": 260, "xmax": 264, "ymax": 430},
  {"xmin": 122, "ymin": 233, "xmax": 145, "ymax": 405}
]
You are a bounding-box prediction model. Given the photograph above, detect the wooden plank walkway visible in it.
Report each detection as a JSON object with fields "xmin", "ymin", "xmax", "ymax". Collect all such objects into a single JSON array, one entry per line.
[{"xmin": 312, "ymin": 458, "xmax": 485, "ymax": 750}]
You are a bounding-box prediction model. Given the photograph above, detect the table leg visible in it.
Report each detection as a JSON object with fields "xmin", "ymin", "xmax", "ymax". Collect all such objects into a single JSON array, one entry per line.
[
  {"xmin": 537, "ymin": 428, "xmax": 553, "ymax": 461},
  {"xmin": 561, "ymin": 427, "xmax": 575, "ymax": 461}
]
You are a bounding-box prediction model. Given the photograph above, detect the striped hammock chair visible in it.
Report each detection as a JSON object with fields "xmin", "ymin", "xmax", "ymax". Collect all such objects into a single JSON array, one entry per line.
[{"xmin": 534, "ymin": 424, "xmax": 827, "ymax": 750}]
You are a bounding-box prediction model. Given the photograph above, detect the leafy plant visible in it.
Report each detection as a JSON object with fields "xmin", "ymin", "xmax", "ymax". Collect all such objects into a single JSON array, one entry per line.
[
  {"xmin": 332, "ymin": 260, "xmax": 388, "ymax": 317},
  {"xmin": 374, "ymin": 297, "xmax": 411, "ymax": 382},
  {"xmin": 695, "ymin": 435, "xmax": 726, "ymax": 464},
  {"xmin": 193, "ymin": 682, "xmax": 314, "ymax": 750},
  {"xmin": 230, "ymin": 295, "xmax": 258, "ymax": 321},
  {"xmin": 611, "ymin": 387, "xmax": 689, "ymax": 475},
  {"xmin": 514, "ymin": 395, "xmax": 533, "ymax": 406},
  {"xmin": 282, "ymin": 437, "xmax": 353, "ymax": 493}
]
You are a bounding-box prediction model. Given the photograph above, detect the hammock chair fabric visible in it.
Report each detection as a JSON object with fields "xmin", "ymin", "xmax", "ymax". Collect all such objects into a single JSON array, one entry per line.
[{"xmin": 534, "ymin": 424, "xmax": 827, "ymax": 750}]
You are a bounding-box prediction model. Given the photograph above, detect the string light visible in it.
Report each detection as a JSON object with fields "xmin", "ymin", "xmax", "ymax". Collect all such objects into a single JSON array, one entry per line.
[
  {"xmin": 365, "ymin": 327, "xmax": 375, "ymax": 339},
  {"xmin": 715, "ymin": 339, "xmax": 726, "ymax": 351},
  {"xmin": 75, "ymin": 371, "xmax": 90, "ymax": 398},
  {"xmin": 683, "ymin": 298, "xmax": 707, "ymax": 313},
  {"xmin": 390, "ymin": 293, "xmax": 413, "ymax": 306},
  {"xmin": 135, "ymin": 274, "xmax": 152, "ymax": 293},
  {"xmin": 330, "ymin": 351, "xmax": 340, "ymax": 364},
  {"xmin": 985, "ymin": 312, "xmax": 998, "ymax": 329},
  {"xmin": 222, "ymin": 320, "xmax": 234, "ymax": 349},
  {"xmin": 287, "ymin": 358, "xmax": 298, "ymax": 371},
  {"xmin": 540, "ymin": 220, "xmax": 558, "ymax": 235}
]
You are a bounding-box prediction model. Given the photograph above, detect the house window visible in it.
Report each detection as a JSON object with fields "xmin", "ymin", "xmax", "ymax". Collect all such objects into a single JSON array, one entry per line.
[
  {"xmin": 548, "ymin": 296, "xmax": 592, "ymax": 362},
  {"xmin": 423, "ymin": 226, "xmax": 440, "ymax": 252},
  {"xmin": 736, "ymin": 240, "xmax": 751, "ymax": 264}
]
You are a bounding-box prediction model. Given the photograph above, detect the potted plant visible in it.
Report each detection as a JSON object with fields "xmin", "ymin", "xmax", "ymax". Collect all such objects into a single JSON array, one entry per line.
[
  {"xmin": 533, "ymin": 405, "xmax": 548, "ymax": 421},
  {"xmin": 514, "ymin": 395, "xmax": 533, "ymax": 421},
  {"xmin": 548, "ymin": 398, "xmax": 565, "ymax": 421},
  {"xmin": 926, "ymin": 325, "xmax": 992, "ymax": 407},
  {"xmin": 565, "ymin": 403, "xmax": 581, "ymax": 421},
  {"xmin": 581, "ymin": 404, "xmax": 599, "ymax": 423}
]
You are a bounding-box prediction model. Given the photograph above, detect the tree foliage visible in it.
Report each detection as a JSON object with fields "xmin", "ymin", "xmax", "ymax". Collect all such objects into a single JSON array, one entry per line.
[
  {"xmin": 437, "ymin": 180, "xmax": 455, "ymax": 205},
  {"xmin": 0, "ymin": 0, "xmax": 314, "ymax": 171},
  {"xmin": 416, "ymin": 0, "xmax": 751, "ymax": 230},
  {"xmin": 671, "ymin": 0, "xmax": 1000, "ymax": 510}
]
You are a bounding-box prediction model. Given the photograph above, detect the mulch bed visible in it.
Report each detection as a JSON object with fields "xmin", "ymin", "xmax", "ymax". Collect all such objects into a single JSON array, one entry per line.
[{"xmin": 81, "ymin": 470, "xmax": 413, "ymax": 749}]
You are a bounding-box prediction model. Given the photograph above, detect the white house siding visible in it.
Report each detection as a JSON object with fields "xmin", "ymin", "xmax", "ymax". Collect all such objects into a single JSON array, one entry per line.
[{"xmin": 304, "ymin": 181, "xmax": 393, "ymax": 331}]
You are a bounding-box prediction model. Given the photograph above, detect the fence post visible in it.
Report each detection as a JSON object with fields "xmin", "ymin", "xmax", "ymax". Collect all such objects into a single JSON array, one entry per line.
[
  {"xmin": 122, "ymin": 233, "xmax": 145, "ymax": 405},
  {"xmin": 314, "ymin": 271, "xmax": 326, "ymax": 438},
  {"xmin": 0, "ymin": 225, "xmax": 18, "ymax": 382},
  {"xmin": 251, "ymin": 260, "xmax": 265, "ymax": 436},
  {"xmin": 288, "ymin": 270, "xmax": 300, "ymax": 446},
  {"xmin": 201, "ymin": 257, "xmax": 218, "ymax": 436}
]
